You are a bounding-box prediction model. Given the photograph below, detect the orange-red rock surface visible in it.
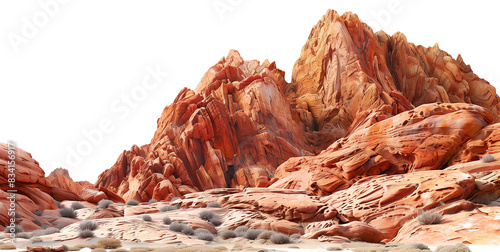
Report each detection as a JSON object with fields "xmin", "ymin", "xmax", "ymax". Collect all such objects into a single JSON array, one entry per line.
[
  {"xmin": 444, "ymin": 124, "xmax": 500, "ymax": 206},
  {"xmin": 80, "ymin": 186, "xmax": 125, "ymax": 204},
  {"xmin": 320, "ymin": 170, "xmax": 476, "ymax": 239},
  {"xmin": 96, "ymin": 9, "xmax": 500, "ymax": 204},
  {"xmin": 289, "ymin": 10, "xmax": 499, "ymax": 137},
  {"xmin": 178, "ymin": 188, "xmax": 336, "ymax": 224},
  {"xmin": 46, "ymin": 168, "xmax": 92, "ymax": 197},
  {"xmin": 289, "ymin": 10, "xmax": 413, "ymax": 140},
  {"xmin": 6, "ymin": 8, "xmax": 500, "ymax": 246},
  {"xmin": 302, "ymin": 221, "xmax": 385, "ymax": 243},
  {"xmin": 271, "ymin": 103, "xmax": 493, "ymax": 196},
  {"xmin": 378, "ymin": 32, "xmax": 500, "ymax": 117},
  {"xmin": 0, "ymin": 143, "xmax": 82, "ymax": 231},
  {"xmin": 95, "ymin": 50, "xmax": 316, "ymax": 201},
  {"xmin": 448, "ymin": 123, "xmax": 500, "ymax": 165},
  {"xmin": 393, "ymin": 205, "xmax": 500, "ymax": 245}
]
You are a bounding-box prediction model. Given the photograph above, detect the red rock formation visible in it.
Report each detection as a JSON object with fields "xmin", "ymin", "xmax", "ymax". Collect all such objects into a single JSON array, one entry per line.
[
  {"xmin": 468, "ymin": 170, "xmax": 500, "ymax": 206},
  {"xmin": 46, "ymin": 168, "xmax": 92, "ymax": 196},
  {"xmin": 444, "ymin": 124, "xmax": 500, "ymax": 205},
  {"xmin": 80, "ymin": 187, "xmax": 125, "ymax": 204},
  {"xmin": 288, "ymin": 9, "xmax": 500, "ymax": 141},
  {"xmin": 378, "ymin": 32, "xmax": 500, "ymax": 119},
  {"xmin": 96, "ymin": 9, "xmax": 500, "ymax": 204},
  {"xmin": 320, "ymin": 170, "xmax": 476, "ymax": 239},
  {"xmin": 78, "ymin": 204, "xmax": 124, "ymax": 220},
  {"xmin": 178, "ymin": 188, "xmax": 336, "ymax": 223},
  {"xmin": 95, "ymin": 51, "xmax": 315, "ymax": 201},
  {"xmin": 0, "ymin": 143, "xmax": 81, "ymax": 230},
  {"xmin": 3, "ymin": 8, "xmax": 500, "ymax": 246},
  {"xmin": 271, "ymin": 103, "xmax": 493, "ymax": 196},
  {"xmin": 302, "ymin": 221, "xmax": 385, "ymax": 243},
  {"xmin": 448, "ymin": 123, "xmax": 500, "ymax": 165},
  {"xmin": 393, "ymin": 204, "xmax": 500, "ymax": 245},
  {"xmin": 288, "ymin": 10, "xmax": 413, "ymax": 140}
]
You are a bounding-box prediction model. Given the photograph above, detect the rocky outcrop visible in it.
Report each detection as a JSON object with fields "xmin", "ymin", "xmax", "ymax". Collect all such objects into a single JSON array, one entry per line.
[
  {"xmin": 448, "ymin": 123, "xmax": 500, "ymax": 165},
  {"xmin": 444, "ymin": 124, "xmax": 500, "ymax": 206},
  {"xmin": 80, "ymin": 187, "xmax": 125, "ymax": 204},
  {"xmin": 35, "ymin": 8, "xmax": 500, "ymax": 246},
  {"xmin": 302, "ymin": 221, "xmax": 385, "ymax": 243},
  {"xmin": 96, "ymin": 9, "xmax": 500, "ymax": 204},
  {"xmin": 95, "ymin": 51, "xmax": 315, "ymax": 201},
  {"xmin": 393, "ymin": 205, "xmax": 500, "ymax": 245},
  {"xmin": 288, "ymin": 9, "xmax": 500, "ymax": 141},
  {"xmin": 179, "ymin": 188, "xmax": 335, "ymax": 223},
  {"xmin": 46, "ymin": 168, "xmax": 92, "ymax": 196},
  {"xmin": 288, "ymin": 10, "xmax": 413, "ymax": 140},
  {"xmin": 271, "ymin": 103, "xmax": 493, "ymax": 196},
  {"xmin": 0, "ymin": 143, "xmax": 84, "ymax": 230},
  {"xmin": 378, "ymin": 31, "xmax": 500, "ymax": 120},
  {"xmin": 319, "ymin": 170, "xmax": 476, "ymax": 239},
  {"xmin": 468, "ymin": 170, "xmax": 500, "ymax": 206}
]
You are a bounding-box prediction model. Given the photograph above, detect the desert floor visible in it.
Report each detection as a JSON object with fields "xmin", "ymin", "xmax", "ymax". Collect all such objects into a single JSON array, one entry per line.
[{"xmin": 4, "ymin": 238, "xmax": 500, "ymax": 252}]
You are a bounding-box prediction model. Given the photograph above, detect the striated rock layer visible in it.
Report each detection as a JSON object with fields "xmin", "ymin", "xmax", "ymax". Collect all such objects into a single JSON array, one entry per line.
[
  {"xmin": 271, "ymin": 103, "xmax": 493, "ymax": 196},
  {"xmin": 288, "ymin": 10, "xmax": 413, "ymax": 139},
  {"xmin": 95, "ymin": 50, "xmax": 316, "ymax": 201},
  {"xmin": 0, "ymin": 143, "xmax": 82, "ymax": 230},
  {"xmin": 320, "ymin": 170, "xmax": 476, "ymax": 239},
  {"xmin": 46, "ymin": 168, "xmax": 93, "ymax": 196},
  {"xmin": 393, "ymin": 205, "xmax": 500, "ymax": 245},
  {"xmin": 288, "ymin": 9, "xmax": 500, "ymax": 140},
  {"xmin": 445, "ymin": 123, "xmax": 500, "ymax": 206}
]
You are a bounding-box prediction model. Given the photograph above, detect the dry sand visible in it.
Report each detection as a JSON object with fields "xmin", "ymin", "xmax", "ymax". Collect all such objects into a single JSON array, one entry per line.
[{"xmin": 3, "ymin": 237, "xmax": 500, "ymax": 252}]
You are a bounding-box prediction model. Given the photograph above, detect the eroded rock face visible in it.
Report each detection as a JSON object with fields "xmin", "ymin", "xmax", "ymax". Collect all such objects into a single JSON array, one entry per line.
[
  {"xmin": 288, "ymin": 9, "xmax": 500, "ymax": 141},
  {"xmin": 378, "ymin": 32, "xmax": 500, "ymax": 118},
  {"xmin": 443, "ymin": 123, "xmax": 500, "ymax": 206},
  {"xmin": 46, "ymin": 168, "xmax": 93, "ymax": 196},
  {"xmin": 271, "ymin": 103, "xmax": 493, "ymax": 196},
  {"xmin": 96, "ymin": 9, "xmax": 500, "ymax": 204},
  {"xmin": 320, "ymin": 170, "xmax": 476, "ymax": 239},
  {"xmin": 179, "ymin": 188, "xmax": 336, "ymax": 223},
  {"xmin": 64, "ymin": 8, "xmax": 500, "ymax": 246},
  {"xmin": 0, "ymin": 7, "xmax": 498, "ymax": 247},
  {"xmin": 288, "ymin": 10, "xmax": 413, "ymax": 140},
  {"xmin": 80, "ymin": 187, "xmax": 125, "ymax": 204},
  {"xmin": 95, "ymin": 51, "xmax": 315, "ymax": 201},
  {"xmin": 0, "ymin": 143, "xmax": 81, "ymax": 230},
  {"xmin": 393, "ymin": 205, "xmax": 500, "ymax": 245},
  {"xmin": 448, "ymin": 123, "xmax": 500, "ymax": 165},
  {"xmin": 302, "ymin": 221, "xmax": 385, "ymax": 243},
  {"xmin": 468, "ymin": 170, "xmax": 500, "ymax": 206}
]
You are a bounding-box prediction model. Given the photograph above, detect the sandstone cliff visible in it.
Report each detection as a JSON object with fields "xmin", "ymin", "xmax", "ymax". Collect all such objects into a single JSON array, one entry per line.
[{"xmin": 96, "ymin": 10, "xmax": 500, "ymax": 203}]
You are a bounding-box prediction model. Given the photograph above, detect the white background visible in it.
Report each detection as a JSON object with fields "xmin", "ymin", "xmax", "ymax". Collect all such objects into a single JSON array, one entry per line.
[{"xmin": 1, "ymin": 0, "xmax": 499, "ymax": 183}]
